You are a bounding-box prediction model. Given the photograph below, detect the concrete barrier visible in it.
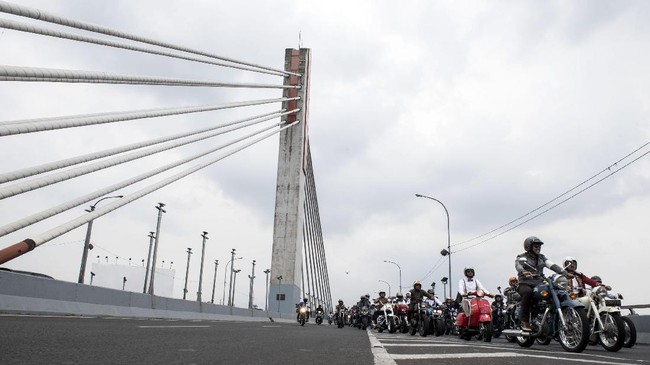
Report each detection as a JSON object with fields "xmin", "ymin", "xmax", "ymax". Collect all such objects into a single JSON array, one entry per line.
[
  {"xmin": 0, "ymin": 269, "xmax": 293, "ymax": 322},
  {"xmin": 627, "ymin": 314, "xmax": 650, "ymax": 345}
]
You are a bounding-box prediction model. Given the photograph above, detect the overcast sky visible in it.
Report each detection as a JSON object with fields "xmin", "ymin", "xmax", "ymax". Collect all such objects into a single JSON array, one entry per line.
[{"xmin": 1, "ymin": 0, "xmax": 649, "ymax": 313}]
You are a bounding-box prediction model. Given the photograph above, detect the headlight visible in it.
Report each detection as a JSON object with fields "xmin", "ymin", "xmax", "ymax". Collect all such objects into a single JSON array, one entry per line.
[
  {"xmin": 594, "ymin": 286, "xmax": 608, "ymax": 299},
  {"xmin": 554, "ymin": 275, "xmax": 569, "ymax": 290},
  {"xmin": 300, "ymin": 308, "xmax": 307, "ymax": 313}
]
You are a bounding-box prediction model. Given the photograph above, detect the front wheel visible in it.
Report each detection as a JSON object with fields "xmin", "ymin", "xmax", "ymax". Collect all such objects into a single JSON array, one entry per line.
[
  {"xmin": 299, "ymin": 317, "xmax": 306, "ymax": 326},
  {"xmin": 388, "ymin": 317, "xmax": 397, "ymax": 333},
  {"xmin": 480, "ymin": 322, "xmax": 493, "ymax": 342},
  {"xmin": 622, "ymin": 316, "xmax": 637, "ymax": 348},
  {"xmin": 599, "ymin": 312, "xmax": 625, "ymax": 352},
  {"xmin": 419, "ymin": 316, "xmax": 429, "ymax": 337},
  {"xmin": 558, "ymin": 306, "xmax": 590, "ymax": 353}
]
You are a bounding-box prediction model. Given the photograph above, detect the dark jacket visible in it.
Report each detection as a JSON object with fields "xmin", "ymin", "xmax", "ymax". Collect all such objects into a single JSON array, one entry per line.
[{"xmin": 515, "ymin": 251, "xmax": 564, "ymax": 286}]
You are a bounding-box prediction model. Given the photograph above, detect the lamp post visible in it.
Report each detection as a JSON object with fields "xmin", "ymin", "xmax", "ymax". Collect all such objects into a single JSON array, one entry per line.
[
  {"xmin": 441, "ymin": 277, "xmax": 448, "ymax": 299},
  {"xmin": 263, "ymin": 269, "xmax": 270, "ymax": 312},
  {"xmin": 383, "ymin": 260, "xmax": 402, "ymax": 295},
  {"xmin": 248, "ymin": 260, "xmax": 256, "ymax": 310},
  {"xmin": 415, "ymin": 193, "xmax": 452, "ymax": 299},
  {"xmin": 211, "ymin": 260, "xmax": 219, "ymax": 304},
  {"xmin": 378, "ymin": 280, "xmax": 391, "ymax": 297},
  {"xmin": 222, "ymin": 255, "xmax": 242, "ymax": 305},
  {"xmin": 148, "ymin": 202, "xmax": 166, "ymax": 295},
  {"xmin": 277, "ymin": 275, "xmax": 283, "ymax": 313},
  {"xmin": 78, "ymin": 195, "xmax": 123, "ymax": 283},
  {"xmin": 143, "ymin": 232, "xmax": 155, "ymax": 293},
  {"xmin": 197, "ymin": 231, "xmax": 208, "ymax": 302},
  {"xmin": 182, "ymin": 248, "xmax": 192, "ymax": 300},
  {"xmin": 231, "ymin": 269, "xmax": 241, "ymax": 307}
]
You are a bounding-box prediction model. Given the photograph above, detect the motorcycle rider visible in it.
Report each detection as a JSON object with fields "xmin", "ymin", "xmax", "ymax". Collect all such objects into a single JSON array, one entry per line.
[
  {"xmin": 457, "ymin": 266, "xmax": 493, "ymax": 318},
  {"xmin": 503, "ymin": 276, "xmax": 519, "ymax": 305},
  {"xmin": 394, "ymin": 292, "xmax": 407, "ymax": 304},
  {"xmin": 426, "ymin": 289, "xmax": 443, "ymax": 306},
  {"xmin": 373, "ymin": 290, "xmax": 389, "ymax": 325},
  {"xmin": 296, "ymin": 298, "xmax": 309, "ymax": 322},
  {"xmin": 335, "ymin": 299, "xmax": 346, "ymax": 326},
  {"xmin": 563, "ymin": 256, "xmax": 611, "ymax": 297},
  {"xmin": 515, "ymin": 236, "xmax": 570, "ymax": 331},
  {"xmin": 408, "ymin": 280, "xmax": 432, "ymax": 321}
]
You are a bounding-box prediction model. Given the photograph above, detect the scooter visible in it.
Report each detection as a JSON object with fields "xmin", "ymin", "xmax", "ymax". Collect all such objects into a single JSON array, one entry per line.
[{"xmin": 454, "ymin": 290, "xmax": 493, "ymax": 342}]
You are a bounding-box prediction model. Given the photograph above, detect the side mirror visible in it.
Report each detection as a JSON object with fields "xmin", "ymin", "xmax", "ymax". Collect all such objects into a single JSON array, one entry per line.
[{"xmin": 517, "ymin": 257, "xmax": 528, "ymax": 264}]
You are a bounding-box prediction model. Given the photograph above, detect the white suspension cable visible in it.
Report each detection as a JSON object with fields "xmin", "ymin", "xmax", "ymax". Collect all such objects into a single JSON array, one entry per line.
[
  {"xmin": 0, "ymin": 109, "xmax": 292, "ymax": 184},
  {"xmin": 27, "ymin": 121, "xmax": 299, "ymax": 247},
  {"xmin": 0, "ymin": 65, "xmax": 297, "ymax": 89},
  {"xmin": 0, "ymin": 96, "xmax": 298, "ymax": 131},
  {"xmin": 0, "ymin": 114, "xmax": 299, "ymax": 237},
  {"xmin": 0, "ymin": 18, "xmax": 289, "ymax": 77},
  {"xmin": 0, "ymin": 110, "xmax": 299, "ymax": 200},
  {"xmin": 0, "ymin": 1, "xmax": 299, "ymax": 77}
]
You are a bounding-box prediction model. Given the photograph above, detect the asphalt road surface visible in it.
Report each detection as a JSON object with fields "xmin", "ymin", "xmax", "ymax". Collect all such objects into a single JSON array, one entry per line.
[{"xmin": 1, "ymin": 314, "xmax": 647, "ymax": 365}]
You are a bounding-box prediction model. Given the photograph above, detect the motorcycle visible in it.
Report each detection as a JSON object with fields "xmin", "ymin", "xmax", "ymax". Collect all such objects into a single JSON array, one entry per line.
[
  {"xmin": 298, "ymin": 306, "xmax": 309, "ymax": 326},
  {"xmin": 394, "ymin": 300, "xmax": 410, "ymax": 333},
  {"xmin": 315, "ymin": 309, "xmax": 324, "ymax": 325},
  {"xmin": 427, "ymin": 302, "xmax": 445, "ymax": 336},
  {"xmin": 336, "ymin": 309, "xmax": 347, "ymax": 328},
  {"xmin": 578, "ymin": 286, "xmax": 625, "ymax": 352},
  {"xmin": 454, "ymin": 290, "xmax": 493, "ymax": 342},
  {"xmin": 328, "ymin": 312, "xmax": 333, "ymax": 325},
  {"xmin": 375, "ymin": 302, "xmax": 397, "ymax": 333},
  {"xmin": 617, "ymin": 294, "xmax": 637, "ymax": 348},
  {"xmin": 491, "ymin": 291, "xmax": 506, "ymax": 338},
  {"xmin": 502, "ymin": 258, "xmax": 590, "ymax": 353},
  {"xmin": 409, "ymin": 300, "xmax": 430, "ymax": 337},
  {"xmin": 442, "ymin": 305, "xmax": 457, "ymax": 335},
  {"xmin": 359, "ymin": 305, "xmax": 371, "ymax": 330}
]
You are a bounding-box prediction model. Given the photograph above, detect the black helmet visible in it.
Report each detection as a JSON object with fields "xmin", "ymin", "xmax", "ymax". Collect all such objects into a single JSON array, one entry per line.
[
  {"xmin": 523, "ymin": 236, "xmax": 544, "ymax": 252},
  {"xmin": 591, "ymin": 275, "xmax": 602, "ymax": 284},
  {"xmin": 379, "ymin": 291, "xmax": 386, "ymax": 296},
  {"xmin": 303, "ymin": 298, "xmax": 308, "ymax": 302},
  {"xmin": 338, "ymin": 299, "xmax": 343, "ymax": 303}
]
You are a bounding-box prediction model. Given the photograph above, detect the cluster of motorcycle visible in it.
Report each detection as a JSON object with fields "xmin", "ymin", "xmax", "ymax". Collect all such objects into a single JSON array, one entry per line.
[
  {"xmin": 331, "ymin": 293, "xmax": 456, "ymax": 337},
  {"xmin": 499, "ymin": 257, "xmax": 637, "ymax": 353},
  {"xmin": 327, "ymin": 272, "xmax": 637, "ymax": 355}
]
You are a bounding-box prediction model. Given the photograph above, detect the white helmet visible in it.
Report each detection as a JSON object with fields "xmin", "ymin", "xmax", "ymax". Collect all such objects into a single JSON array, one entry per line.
[{"xmin": 563, "ymin": 256, "xmax": 577, "ymax": 269}]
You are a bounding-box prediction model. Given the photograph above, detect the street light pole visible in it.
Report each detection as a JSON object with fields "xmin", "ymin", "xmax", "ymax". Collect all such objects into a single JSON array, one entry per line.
[
  {"xmin": 383, "ymin": 260, "xmax": 402, "ymax": 295},
  {"xmin": 143, "ymin": 232, "xmax": 155, "ymax": 293},
  {"xmin": 415, "ymin": 193, "xmax": 452, "ymax": 299},
  {"xmin": 231, "ymin": 269, "xmax": 241, "ymax": 307},
  {"xmin": 197, "ymin": 231, "xmax": 208, "ymax": 302},
  {"xmin": 227, "ymin": 249, "xmax": 236, "ymax": 306},
  {"xmin": 248, "ymin": 260, "xmax": 256, "ymax": 310},
  {"xmin": 221, "ymin": 255, "xmax": 242, "ymax": 305},
  {"xmin": 78, "ymin": 195, "xmax": 123, "ymax": 283},
  {"xmin": 441, "ymin": 277, "xmax": 448, "ymax": 299},
  {"xmin": 263, "ymin": 269, "xmax": 270, "ymax": 312},
  {"xmin": 378, "ymin": 279, "xmax": 391, "ymax": 297},
  {"xmin": 211, "ymin": 260, "xmax": 219, "ymax": 304},
  {"xmin": 148, "ymin": 202, "xmax": 166, "ymax": 295},
  {"xmin": 182, "ymin": 248, "xmax": 192, "ymax": 300}
]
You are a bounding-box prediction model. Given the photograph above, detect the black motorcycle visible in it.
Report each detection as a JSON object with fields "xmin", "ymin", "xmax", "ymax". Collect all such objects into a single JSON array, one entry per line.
[
  {"xmin": 409, "ymin": 300, "xmax": 430, "ymax": 337},
  {"xmin": 315, "ymin": 309, "xmax": 324, "ymax": 325},
  {"xmin": 491, "ymin": 293, "xmax": 506, "ymax": 338},
  {"xmin": 502, "ymin": 258, "xmax": 590, "ymax": 353}
]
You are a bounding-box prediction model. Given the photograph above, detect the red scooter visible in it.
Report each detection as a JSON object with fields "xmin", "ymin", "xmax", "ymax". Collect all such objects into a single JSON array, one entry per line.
[{"xmin": 454, "ymin": 290, "xmax": 493, "ymax": 342}]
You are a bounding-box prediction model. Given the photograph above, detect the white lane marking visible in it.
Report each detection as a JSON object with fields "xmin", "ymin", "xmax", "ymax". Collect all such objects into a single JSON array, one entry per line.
[
  {"xmin": 262, "ymin": 325, "xmax": 282, "ymax": 328},
  {"xmin": 137, "ymin": 325, "xmax": 211, "ymax": 328},
  {"xmin": 391, "ymin": 352, "xmax": 524, "ymax": 360},
  {"xmin": 367, "ymin": 330, "xmax": 397, "ymax": 365},
  {"xmin": 383, "ymin": 343, "xmax": 471, "ymax": 347}
]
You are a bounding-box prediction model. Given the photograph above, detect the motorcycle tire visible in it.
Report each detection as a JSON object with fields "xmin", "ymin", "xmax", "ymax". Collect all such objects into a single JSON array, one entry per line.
[
  {"xmin": 598, "ymin": 312, "xmax": 625, "ymax": 352},
  {"xmin": 409, "ymin": 318, "xmax": 418, "ymax": 336},
  {"xmin": 481, "ymin": 322, "xmax": 493, "ymax": 342},
  {"xmin": 388, "ymin": 317, "xmax": 397, "ymax": 333},
  {"xmin": 557, "ymin": 306, "xmax": 590, "ymax": 353},
  {"xmin": 622, "ymin": 316, "xmax": 637, "ymax": 348},
  {"xmin": 434, "ymin": 319, "xmax": 444, "ymax": 336},
  {"xmin": 536, "ymin": 336, "xmax": 552, "ymax": 345},
  {"xmin": 419, "ymin": 317, "xmax": 430, "ymax": 337},
  {"xmin": 516, "ymin": 334, "xmax": 535, "ymax": 347},
  {"xmin": 361, "ymin": 317, "xmax": 368, "ymax": 330},
  {"xmin": 505, "ymin": 335, "xmax": 516, "ymax": 343},
  {"xmin": 300, "ymin": 317, "xmax": 306, "ymax": 326}
]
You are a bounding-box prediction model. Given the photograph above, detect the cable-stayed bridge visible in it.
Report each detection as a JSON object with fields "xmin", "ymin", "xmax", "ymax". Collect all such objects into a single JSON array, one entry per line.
[{"xmin": 0, "ymin": 1, "xmax": 331, "ymax": 315}]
